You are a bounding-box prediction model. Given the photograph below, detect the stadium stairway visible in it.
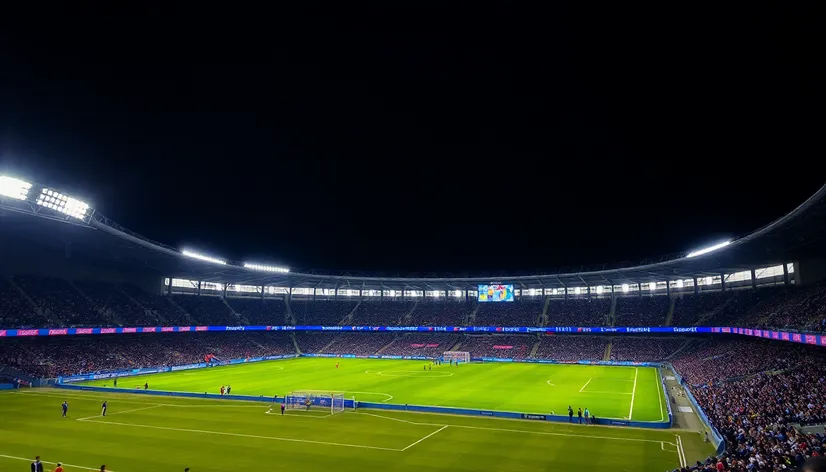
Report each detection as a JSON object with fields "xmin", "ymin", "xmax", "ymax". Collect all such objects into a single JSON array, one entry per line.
[
  {"xmin": 603, "ymin": 340, "xmax": 613, "ymax": 361},
  {"xmin": 695, "ymin": 296, "xmax": 736, "ymax": 325},
  {"xmin": 401, "ymin": 302, "xmax": 419, "ymax": 325},
  {"xmin": 6, "ymin": 276, "xmax": 50, "ymax": 325},
  {"xmin": 222, "ymin": 298, "xmax": 249, "ymax": 325},
  {"xmin": 540, "ymin": 297, "xmax": 551, "ymax": 326},
  {"xmin": 664, "ymin": 296, "xmax": 677, "ymax": 326},
  {"xmin": 166, "ymin": 296, "xmax": 194, "ymax": 323},
  {"xmin": 446, "ymin": 338, "xmax": 463, "ymax": 352},
  {"xmin": 665, "ymin": 338, "xmax": 694, "ymax": 360},
  {"xmin": 284, "ymin": 297, "xmax": 296, "ymax": 325},
  {"xmin": 528, "ymin": 337, "xmax": 541, "ymax": 358},
  {"xmin": 70, "ymin": 280, "xmax": 119, "ymax": 325},
  {"xmin": 466, "ymin": 304, "xmax": 479, "ymax": 326},
  {"xmin": 375, "ymin": 335, "xmax": 399, "ymax": 354},
  {"xmin": 608, "ymin": 296, "xmax": 618, "ymax": 326},
  {"xmin": 339, "ymin": 302, "xmax": 361, "ymax": 326},
  {"xmin": 290, "ymin": 332, "xmax": 301, "ymax": 354}
]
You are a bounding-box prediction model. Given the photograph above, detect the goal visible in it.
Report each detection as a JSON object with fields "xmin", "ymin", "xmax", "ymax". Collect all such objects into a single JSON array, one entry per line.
[
  {"xmin": 284, "ymin": 391, "xmax": 346, "ymax": 414},
  {"xmin": 443, "ymin": 351, "xmax": 470, "ymax": 364}
]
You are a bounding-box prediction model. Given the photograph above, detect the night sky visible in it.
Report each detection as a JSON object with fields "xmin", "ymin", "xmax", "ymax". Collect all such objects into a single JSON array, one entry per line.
[{"xmin": 0, "ymin": 5, "xmax": 822, "ymax": 275}]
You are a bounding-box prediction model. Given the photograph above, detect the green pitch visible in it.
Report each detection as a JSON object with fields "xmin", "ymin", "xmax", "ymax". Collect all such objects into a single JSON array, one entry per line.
[
  {"xmin": 76, "ymin": 358, "xmax": 669, "ymax": 422},
  {"xmin": 0, "ymin": 388, "xmax": 711, "ymax": 472}
]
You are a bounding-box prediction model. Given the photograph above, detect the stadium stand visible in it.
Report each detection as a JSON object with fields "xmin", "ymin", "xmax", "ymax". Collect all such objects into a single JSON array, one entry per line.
[
  {"xmin": 378, "ymin": 334, "xmax": 462, "ymax": 357},
  {"xmin": 545, "ymin": 298, "xmax": 610, "ymax": 326},
  {"xmin": 0, "ymin": 332, "xmax": 295, "ymax": 378},
  {"xmin": 171, "ymin": 295, "xmax": 238, "ymax": 325},
  {"xmin": 0, "ymin": 277, "xmax": 45, "ymax": 328},
  {"xmin": 459, "ymin": 335, "xmax": 533, "ymax": 359},
  {"xmin": 407, "ymin": 301, "xmax": 469, "ymax": 326},
  {"xmin": 671, "ymin": 292, "xmax": 732, "ymax": 326},
  {"xmin": 531, "ymin": 335, "xmax": 608, "ymax": 361},
  {"xmin": 226, "ymin": 298, "xmax": 288, "ymax": 325},
  {"xmin": 609, "ymin": 336, "xmax": 689, "ymax": 362},
  {"xmin": 474, "ymin": 300, "xmax": 543, "ymax": 326},
  {"xmin": 73, "ymin": 280, "xmax": 161, "ymax": 326},
  {"xmin": 121, "ymin": 284, "xmax": 191, "ymax": 325},
  {"xmin": 290, "ymin": 300, "xmax": 358, "ymax": 325},
  {"xmin": 315, "ymin": 333, "xmax": 396, "ymax": 356},
  {"xmin": 350, "ymin": 301, "xmax": 414, "ymax": 325},
  {"xmin": 294, "ymin": 332, "xmax": 339, "ymax": 354},
  {"xmin": 615, "ymin": 295, "xmax": 669, "ymax": 326},
  {"xmin": 14, "ymin": 276, "xmax": 111, "ymax": 327}
]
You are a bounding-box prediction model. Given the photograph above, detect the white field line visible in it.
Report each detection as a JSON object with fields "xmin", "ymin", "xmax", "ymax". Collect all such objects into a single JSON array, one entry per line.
[
  {"xmin": 355, "ymin": 411, "xmax": 678, "ymax": 446},
  {"xmin": 579, "ymin": 378, "xmax": 592, "ymax": 392},
  {"xmin": 584, "ymin": 391, "xmax": 633, "ymax": 395},
  {"xmin": 676, "ymin": 435, "xmax": 687, "ymax": 467},
  {"xmin": 76, "ymin": 404, "xmax": 164, "ymax": 421},
  {"xmin": 401, "ymin": 425, "xmax": 449, "ymax": 451},
  {"xmin": 627, "ymin": 367, "xmax": 639, "ymax": 420},
  {"xmin": 77, "ymin": 418, "xmax": 401, "ymax": 452},
  {"xmin": 16, "ymin": 390, "xmax": 269, "ymax": 408},
  {"xmin": 265, "ymin": 410, "xmax": 332, "ymax": 419},
  {"xmin": 0, "ymin": 454, "xmax": 117, "ymax": 472}
]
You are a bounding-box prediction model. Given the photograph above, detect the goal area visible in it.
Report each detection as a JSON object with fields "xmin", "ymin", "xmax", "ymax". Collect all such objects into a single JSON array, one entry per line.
[
  {"xmin": 443, "ymin": 351, "xmax": 470, "ymax": 364},
  {"xmin": 284, "ymin": 391, "xmax": 346, "ymax": 414}
]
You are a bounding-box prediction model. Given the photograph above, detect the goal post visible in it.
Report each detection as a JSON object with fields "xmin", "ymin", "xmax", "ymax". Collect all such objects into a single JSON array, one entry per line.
[
  {"xmin": 443, "ymin": 351, "xmax": 470, "ymax": 364},
  {"xmin": 284, "ymin": 391, "xmax": 347, "ymax": 414}
]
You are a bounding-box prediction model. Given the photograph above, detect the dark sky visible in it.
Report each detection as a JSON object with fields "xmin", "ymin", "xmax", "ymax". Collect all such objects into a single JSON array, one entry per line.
[{"xmin": 0, "ymin": 5, "xmax": 823, "ymax": 274}]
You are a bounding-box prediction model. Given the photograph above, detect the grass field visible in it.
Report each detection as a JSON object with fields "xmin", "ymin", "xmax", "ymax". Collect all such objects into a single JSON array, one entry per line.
[
  {"xmin": 0, "ymin": 359, "xmax": 711, "ymax": 471},
  {"xmin": 76, "ymin": 358, "xmax": 669, "ymax": 422}
]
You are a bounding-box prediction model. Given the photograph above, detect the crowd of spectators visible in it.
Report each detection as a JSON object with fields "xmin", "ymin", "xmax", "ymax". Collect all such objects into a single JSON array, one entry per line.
[
  {"xmin": 0, "ymin": 278, "xmax": 46, "ymax": 328},
  {"xmin": 459, "ymin": 335, "xmax": 533, "ymax": 359},
  {"xmin": 545, "ymin": 298, "xmax": 610, "ymax": 326},
  {"xmin": 290, "ymin": 300, "xmax": 357, "ymax": 325},
  {"xmin": 315, "ymin": 333, "xmax": 396, "ymax": 356},
  {"xmin": 170, "ymin": 295, "xmax": 238, "ymax": 325},
  {"xmin": 672, "ymin": 292, "xmax": 732, "ymax": 326},
  {"xmin": 678, "ymin": 341, "xmax": 826, "ymax": 472},
  {"xmin": 120, "ymin": 284, "xmax": 191, "ymax": 325},
  {"xmin": 227, "ymin": 298, "xmax": 288, "ymax": 325},
  {"xmin": 407, "ymin": 301, "xmax": 469, "ymax": 326},
  {"xmin": 14, "ymin": 276, "xmax": 111, "ymax": 327},
  {"xmin": 379, "ymin": 334, "xmax": 461, "ymax": 357},
  {"xmin": 531, "ymin": 335, "xmax": 608, "ymax": 361},
  {"xmin": 615, "ymin": 295, "xmax": 669, "ymax": 326},
  {"xmin": 74, "ymin": 280, "xmax": 161, "ymax": 326},
  {"xmin": 294, "ymin": 332, "xmax": 337, "ymax": 353},
  {"xmin": 610, "ymin": 336, "xmax": 689, "ymax": 362},
  {"xmin": 0, "ymin": 332, "xmax": 295, "ymax": 378},
  {"xmin": 474, "ymin": 300, "xmax": 543, "ymax": 326},
  {"xmin": 350, "ymin": 302, "xmax": 415, "ymax": 325}
]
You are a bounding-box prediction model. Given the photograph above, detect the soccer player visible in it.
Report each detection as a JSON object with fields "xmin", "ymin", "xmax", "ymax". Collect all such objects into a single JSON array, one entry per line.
[
  {"xmin": 280, "ymin": 402, "xmax": 285, "ymax": 415},
  {"xmin": 61, "ymin": 401, "xmax": 68, "ymax": 418},
  {"xmin": 305, "ymin": 397, "xmax": 311, "ymax": 411},
  {"xmin": 428, "ymin": 364, "xmax": 431, "ymax": 371},
  {"xmin": 583, "ymin": 407, "xmax": 590, "ymax": 424},
  {"xmin": 227, "ymin": 385, "xmax": 231, "ymax": 395},
  {"xmin": 113, "ymin": 378, "xmax": 117, "ymax": 388},
  {"xmin": 567, "ymin": 406, "xmax": 573, "ymax": 423},
  {"xmin": 101, "ymin": 400, "xmax": 108, "ymax": 417},
  {"xmin": 144, "ymin": 382, "xmax": 148, "ymax": 390},
  {"xmin": 31, "ymin": 456, "xmax": 44, "ymax": 472},
  {"xmin": 220, "ymin": 385, "xmax": 225, "ymax": 396},
  {"xmin": 336, "ymin": 362, "xmax": 339, "ymax": 369},
  {"xmin": 54, "ymin": 462, "xmax": 64, "ymax": 472},
  {"xmin": 577, "ymin": 407, "xmax": 583, "ymax": 424}
]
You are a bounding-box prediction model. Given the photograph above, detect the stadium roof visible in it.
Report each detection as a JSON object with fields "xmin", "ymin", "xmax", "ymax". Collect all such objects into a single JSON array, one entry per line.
[{"xmin": 2, "ymin": 177, "xmax": 826, "ymax": 290}]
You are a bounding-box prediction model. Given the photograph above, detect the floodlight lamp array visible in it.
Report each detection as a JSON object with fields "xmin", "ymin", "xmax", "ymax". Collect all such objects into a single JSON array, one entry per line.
[
  {"xmin": 0, "ymin": 176, "xmax": 33, "ymax": 200},
  {"xmin": 182, "ymin": 250, "xmax": 227, "ymax": 265},
  {"xmin": 244, "ymin": 263, "xmax": 289, "ymax": 273},
  {"xmin": 36, "ymin": 188, "xmax": 89, "ymax": 219}
]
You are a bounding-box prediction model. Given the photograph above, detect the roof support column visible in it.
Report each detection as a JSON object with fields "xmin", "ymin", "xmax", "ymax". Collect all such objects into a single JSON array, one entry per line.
[
  {"xmin": 197, "ymin": 280, "xmax": 201, "ymax": 296},
  {"xmin": 587, "ymin": 286, "xmax": 591, "ymax": 299},
  {"xmin": 783, "ymin": 263, "xmax": 790, "ymax": 286},
  {"xmin": 313, "ymin": 287, "xmax": 317, "ymax": 301},
  {"xmin": 720, "ymin": 273, "xmax": 726, "ymax": 292},
  {"xmin": 666, "ymin": 281, "xmax": 671, "ymax": 297},
  {"xmin": 693, "ymin": 277, "xmax": 699, "ymax": 295},
  {"xmin": 564, "ymin": 287, "xmax": 568, "ymax": 300},
  {"xmin": 751, "ymin": 270, "xmax": 757, "ymax": 289},
  {"xmin": 167, "ymin": 277, "xmax": 172, "ymax": 296},
  {"xmin": 261, "ymin": 286, "xmax": 265, "ymax": 300},
  {"xmin": 222, "ymin": 283, "xmax": 227, "ymax": 299},
  {"xmin": 638, "ymin": 283, "xmax": 642, "ymax": 297}
]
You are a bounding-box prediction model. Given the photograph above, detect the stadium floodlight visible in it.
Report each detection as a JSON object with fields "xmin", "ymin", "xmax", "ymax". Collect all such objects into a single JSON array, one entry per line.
[
  {"xmin": 705, "ymin": 276, "xmax": 713, "ymax": 285},
  {"xmin": 35, "ymin": 188, "xmax": 89, "ymax": 219},
  {"xmin": 596, "ymin": 285, "xmax": 604, "ymax": 294},
  {"xmin": 243, "ymin": 263, "xmax": 289, "ymax": 273},
  {"xmin": 677, "ymin": 279, "xmax": 684, "ymax": 288},
  {"xmin": 0, "ymin": 175, "xmax": 33, "ymax": 200},
  {"xmin": 182, "ymin": 250, "xmax": 227, "ymax": 265},
  {"xmin": 621, "ymin": 283, "xmax": 630, "ymax": 293},
  {"xmin": 649, "ymin": 282, "xmax": 657, "ymax": 291},
  {"xmin": 452, "ymin": 290, "xmax": 463, "ymax": 297},
  {"xmin": 574, "ymin": 287, "xmax": 581, "ymax": 295},
  {"xmin": 686, "ymin": 240, "xmax": 731, "ymax": 258}
]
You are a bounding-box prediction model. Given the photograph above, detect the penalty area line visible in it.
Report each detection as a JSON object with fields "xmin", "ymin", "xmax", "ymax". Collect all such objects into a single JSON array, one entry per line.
[
  {"xmin": 579, "ymin": 378, "xmax": 592, "ymax": 392},
  {"xmin": 77, "ymin": 418, "xmax": 401, "ymax": 452},
  {"xmin": 401, "ymin": 425, "xmax": 448, "ymax": 451},
  {"xmin": 0, "ymin": 454, "xmax": 116, "ymax": 472}
]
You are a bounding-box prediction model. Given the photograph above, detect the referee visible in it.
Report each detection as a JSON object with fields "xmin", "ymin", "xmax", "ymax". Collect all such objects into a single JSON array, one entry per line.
[{"xmin": 31, "ymin": 456, "xmax": 44, "ymax": 472}]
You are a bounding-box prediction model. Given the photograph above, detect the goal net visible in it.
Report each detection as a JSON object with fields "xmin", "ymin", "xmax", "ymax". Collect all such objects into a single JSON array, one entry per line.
[
  {"xmin": 284, "ymin": 391, "xmax": 346, "ymax": 414},
  {"xmin": 443, "ymin": 351, "xmax": 470, "ymax": 364}
]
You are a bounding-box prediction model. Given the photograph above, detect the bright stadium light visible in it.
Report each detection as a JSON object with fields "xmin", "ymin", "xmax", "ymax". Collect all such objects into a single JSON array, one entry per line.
[
  {"xmin": 0, "ymin": 176, "xmax": 33, "ymax": 200},
  {"xmin": 182, "ymin": 250, "xmax": 227, "ymax": 265},
  {"xmin": 244, "ymin": 263, "xmax": 289, "ymax": 273},
  {"xmin": 705, "ymin": 276, "xmax": 713, "ymax": 285},
  {"xmin": 453, "ymin": 290, "xmax": 463, "ymax": 297},
  {"xmin": 649, "ymin": 282, "xmax": 657, "ymax": 291},
  {"xmin": 686, "ymin": 240, "xmax": 731, "ymax": 258},
  {"xmin": 677, "ymin": 279, "xmax": 684, "ymax": 288},
  {"xmin": 552, "ymin": 288, "xmax": 558, "ymax": 295},
  {"xmin": 574, "ymin": 287, "xmax": 581, "ymax": 295},
  {"xmin": 35, "ymin": 188, "xmax": 89, "ymax": 219},
  {"xmin": 596, "ymin": 285, "xmax": 604, "ymax": 294},
  {"xmin": 621, "ymin": 284, "xmax": 630, "ymax": 293}
]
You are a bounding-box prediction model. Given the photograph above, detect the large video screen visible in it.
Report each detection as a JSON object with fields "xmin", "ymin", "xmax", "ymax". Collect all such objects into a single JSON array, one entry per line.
[{"xmin": 477, "ymin": 284, "xmax": 514, "ymax": 302}]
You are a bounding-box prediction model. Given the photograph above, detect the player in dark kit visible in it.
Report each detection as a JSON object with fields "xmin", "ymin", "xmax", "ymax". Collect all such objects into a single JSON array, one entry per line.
[
  {"xmin": 567, "ymin": 406, "xmax": 573, "ymax": 423},
  {"xmin": 101, "ymin": 401, "xmax": 108, "ymax": 416},
  {"xmin": 281, "ymin": 402, "xmax": 285, "ymax": 415},
  {"xmin": 62, "ymin": 401, "xmax": 68, "ymax": 417}
]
